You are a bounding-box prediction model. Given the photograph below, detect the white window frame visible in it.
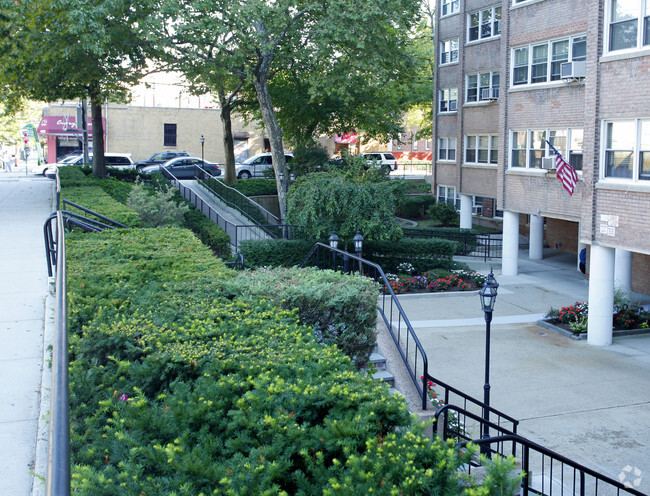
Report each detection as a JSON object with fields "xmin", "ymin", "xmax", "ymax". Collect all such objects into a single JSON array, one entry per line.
[
  {"xmin": 467, "ymin": 5, "xmax": 502, "ymax": 43},
  {"xmin": 438, "ymin": 137, "xmax": 457, "ymax": 161},
  {"xmin": 437, "ymin": 185, "xmax": 461, "ymax": 209},
  {"xmin": 509, "ymin": 128, "xmax": 584, "ymax": 169},
  {"xmin": 466, "ymin": 71, "xmax": 500, "ymax": 102},
  {"xmin": 604, "ymin": 0, "xmax": 650, "ymax": 54},
  {"xmin": 511, "ymin": 34, "xmax": 587, "ymax": 87},
  {"xmin": 438, "ymin": 88, "xmax": 458, "ymax": 113},
  {"xmin": 465, "ymin": 135, "xmax": 498, "ymax": 165},
  {"xmin": 440, "ymin": 38, "xmax": 459, "ymax": 65},
  {"xmin": 601, "ymin": 119, "xmax": 650, "ymax": 182},
  {"xmin": 441, "ymin": 0, "xmax": 460, "ymax": 17},
  {"xmin": 425, "ymin": 139, "xmax": 430, "ymax": 151}
]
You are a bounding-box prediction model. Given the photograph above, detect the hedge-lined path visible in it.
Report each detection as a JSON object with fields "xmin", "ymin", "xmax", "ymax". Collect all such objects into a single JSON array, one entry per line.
[
  {"xmin": 380, "ymin": 249, "xmax": 650, "ymax": 494},
  {"xmin": 0, "ymin": 171, "xmax": 54, "ymax": 496}
]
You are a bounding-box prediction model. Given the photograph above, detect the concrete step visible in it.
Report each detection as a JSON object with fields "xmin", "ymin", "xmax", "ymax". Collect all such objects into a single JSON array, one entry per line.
[
  {"xmin": 372, "ymin": 369, "xmax": 395, "ymax": 386},
  {"xmin": 368, "ymin": 352, "xmax": 386, "ymax": 371}
]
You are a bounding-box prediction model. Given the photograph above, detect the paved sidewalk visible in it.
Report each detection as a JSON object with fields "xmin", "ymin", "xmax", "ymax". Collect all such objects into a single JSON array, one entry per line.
[
  {"xmin": 0, "ymin": 169, "xmax": 53, "ymax": 495},
  {"xmin": 380, "ymin": 251, "xmax": 650, "ymax": 493}
]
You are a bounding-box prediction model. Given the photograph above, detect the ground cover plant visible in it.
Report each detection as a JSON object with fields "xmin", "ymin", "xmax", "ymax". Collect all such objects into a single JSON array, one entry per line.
[
  {"xmin": 384, "ymin": 268, "xmax": 486, "ymax": 295},
  {"xmin": 65, "ymin": 227, "xmax": 515, "ymax": 494}
]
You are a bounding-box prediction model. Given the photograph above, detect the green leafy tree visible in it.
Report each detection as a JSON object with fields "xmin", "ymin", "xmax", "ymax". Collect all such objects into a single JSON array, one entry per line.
[
  {"xmin": 286, "ymin": 168, "xmax": 405, "ymax": 243},
  {"xmin": 0, "ymin": 0, "xmax": 155, "ymax": 177},
  {"xmin": 157, "ymin": 0, "xmax": 422, "ymax": 221}
]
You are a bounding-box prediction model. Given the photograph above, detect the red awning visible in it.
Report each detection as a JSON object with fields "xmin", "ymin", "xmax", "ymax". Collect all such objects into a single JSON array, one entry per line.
[{"xmin": 37, "ymin": 115, "xmax": 104, "ymax": 136}]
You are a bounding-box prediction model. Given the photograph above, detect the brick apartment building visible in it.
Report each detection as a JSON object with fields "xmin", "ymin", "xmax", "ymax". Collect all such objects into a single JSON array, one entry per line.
[{"xmin": 432, "ymin": 0, "xmax": 650, "ymax": 345}]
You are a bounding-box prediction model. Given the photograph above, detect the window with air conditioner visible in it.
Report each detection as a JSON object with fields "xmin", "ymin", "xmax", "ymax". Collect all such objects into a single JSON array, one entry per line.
[
  {"xmin": 467, "ymin": 71, "xmax": 500, "ymax": 102},
  {"xmin": 509, "ymin": 128, "xmax": 583, "ymax": 170}
]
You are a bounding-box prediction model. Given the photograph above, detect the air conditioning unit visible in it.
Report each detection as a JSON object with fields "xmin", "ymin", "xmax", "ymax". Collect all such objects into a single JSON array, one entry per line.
[
  {"xmin": 541, "ymin": 157, "xmax": 555, "ymax": 170},
  {"xmin": 480, "ymin": 88, "xmax": 499, "ymax": 101},
  {"xmin": 449, "ymin": 101, "xmax": 458, "ymax": 111},
  {"xmin": 560, "ymin": 60, "xmax": 586, "ymax": 79}
]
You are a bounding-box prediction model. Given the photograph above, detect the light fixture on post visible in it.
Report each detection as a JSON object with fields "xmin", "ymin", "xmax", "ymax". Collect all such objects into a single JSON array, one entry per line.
[
  {"xmin": 352, "ymin": 230, "xmax": 364, "ymax": 274},
  {"xmin": 328, "ymin": 229, "xmax": 340, "ymax": 271},
  {"xmin": 478, "ymin": 269, "xmax": 498, "ymax": 455},
  {"xmin": 200, "ymin": 135, "xmax": 205, "ymax": 167}
]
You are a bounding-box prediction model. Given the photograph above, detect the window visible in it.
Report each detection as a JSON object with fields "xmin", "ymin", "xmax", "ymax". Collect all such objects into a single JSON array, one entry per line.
[
  {"xmin": 466, "ymin": 71, "xmax": 500, "ymax": 102},
  {"xmin": 465, "ymin": 135, "xmax": 498, "ymax": 165},
  {"xmin": 440, "ymin": 38, "xmax": 459, "ymax": 65},
  {"xmin": 439, "ymin": 88, "xmax": 458, "ymax": 113},
  {"xmin": 441, "ymin": 0, "xmax": 459, "ymax": 16},
  {"xmin": 603, "ymin": 120, "xmax": 650, "ymax": 181},
  {"xmin": 438, "ymin": 138, "xmax": 457, "ymax": 161},
  {"xmin": 468, "ymin": 6, "xmax": 502, "ymax": 42},
  {"xmin": 606, "ymin": 0, "xmax": 650, "ymax": 52},
  {"xmin": 512, "ymin": 35, "xmax": 587, "ymax": 86},
  {"xmin": 437, "ymin": 185, "xmax": 460, "ymax": 209},
  {"xmin": 510, "ymin": 128, "xmax": 584, "ymax": 169},
  {"xmin": 425, "ymin": 139, "xmax": 430, "ymax": 150},
  {"xmin": 164, "ymin": 123, "xmax": 177, "ymax": 147}
]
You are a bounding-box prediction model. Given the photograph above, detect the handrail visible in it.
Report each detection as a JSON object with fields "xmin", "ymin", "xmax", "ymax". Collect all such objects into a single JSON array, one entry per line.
[
  {"xmin": 46, "ymin": 213, "xmax": 70, "ymax": 496},
  {"xmin": 434, "ymin": 405, "xmax": 647, "ymax": 496},
  {"xmin": 201, "ymin": 175, "xmax": 281, "ymax": 226},
  {"xmin": 61, "ymin": 200, "xmax": 129, "ymax": 229},
  {"xmin": 300, "ymin": 242, "xmax": 431, "ymax": 410},
  {"xmin": 402, "ymin": 228, "xmax": 502, "ymax": 261}
]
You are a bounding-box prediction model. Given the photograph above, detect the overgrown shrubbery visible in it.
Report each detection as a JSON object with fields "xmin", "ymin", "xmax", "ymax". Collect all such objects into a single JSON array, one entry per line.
[
  {"xmin": 227, "ymin": 177, "xmax": 278, "ymax": 196},
  {"xmin": 65, "ymin": 228, "xmax": 513, "ymax": 494},
  {"xmin": 396, "ymin": 194, "xmax": 436, "ymax": 219},
  {"xmin": 428, "ymin": 201, "xmax": 460, "ymax": 226},
  {"xmin": 223, "ymin": 267, "xmax": 380, "ymax": 367},
  {"xmin": 127, "ymin": 180, "xmax": 189, "ymax": 227}
]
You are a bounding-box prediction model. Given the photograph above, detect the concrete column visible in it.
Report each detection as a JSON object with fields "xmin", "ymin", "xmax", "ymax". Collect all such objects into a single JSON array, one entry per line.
[
  {"xmin": 502, "ymin": 211, "xmax": 520, "ymax": 276},
  {"xmin": 614, "ymin": 248, "xmax": 632, "ymax": 296},
  {"xmin": 587, "ymin": 244, "xmax": 615, "ymax": 346},
  {"xmin": 529, "ymin": 215, "xmax": 544, "ymax": 260},
  {"xmin": 460, "ymin": 194, "xmax": 473, "ymax": 229}
]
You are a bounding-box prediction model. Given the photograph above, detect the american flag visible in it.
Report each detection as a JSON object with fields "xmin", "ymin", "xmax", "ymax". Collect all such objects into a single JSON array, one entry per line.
[{"xmin": 545, "ymin": 139, "xmax": 579, "ymax": 196}]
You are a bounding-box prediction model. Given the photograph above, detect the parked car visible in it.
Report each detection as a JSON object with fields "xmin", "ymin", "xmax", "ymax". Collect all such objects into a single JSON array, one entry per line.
[
  {"xmin": 360, "ymin": 152, "xmax": 398, "ymax": 171},
  {"xmin": 235, "ymin": 152, "xmax": 293, "ymax": 179},
  {"xmin": 32, "ymin": 153, "xmax": 135, "ymax": 176},
  {"xmin": 139, "ymin": 156, "xmax": 221, "ymax": 179},
  {"xmin": 134, "ymin": 151, "xmax": 190, "ymax": 170}
]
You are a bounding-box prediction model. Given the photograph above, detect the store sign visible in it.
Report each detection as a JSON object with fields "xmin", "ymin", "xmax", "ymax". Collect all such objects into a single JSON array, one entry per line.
[{"xmin": 37, "ymin": 115, "xmax": 101, "ymax": 135}]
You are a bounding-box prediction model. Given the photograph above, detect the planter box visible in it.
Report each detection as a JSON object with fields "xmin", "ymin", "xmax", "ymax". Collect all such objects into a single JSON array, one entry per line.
[{"xmin": 537, "ymin": 320, "xmax": 650, "ymax": 340}]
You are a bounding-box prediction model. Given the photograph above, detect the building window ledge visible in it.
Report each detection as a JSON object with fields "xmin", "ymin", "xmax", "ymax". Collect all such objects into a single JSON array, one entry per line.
[
  {"xmin": 509, "ymin": 80, "xmax": 570, "ymax": 92},
  {"xmin": 596, "ymin": 180, "xmax": 650, "ymax": 194},
  {"xmin": 600, "ymin": 47, "xmax": 650, "ymax": 64},
  {"xmin": 506, "ymin": 168, "xmax": 549, "ymax": 176},
  {"xmin": 463, "ymin": 163, "xmax": 498, "ymax": 169},
  {"xmin": 510, "ymin": 0, "xmax": 547, "ymax": 10}
]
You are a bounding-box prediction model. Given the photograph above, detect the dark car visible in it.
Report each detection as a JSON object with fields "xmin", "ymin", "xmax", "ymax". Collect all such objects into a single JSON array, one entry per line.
[
  {"xmin": 139, "ymin": 157, "xmax": 221, "ymax": 179},
  {"xmin": 134, "ymin": 151, "xmax": 190, "ymax": 170}
]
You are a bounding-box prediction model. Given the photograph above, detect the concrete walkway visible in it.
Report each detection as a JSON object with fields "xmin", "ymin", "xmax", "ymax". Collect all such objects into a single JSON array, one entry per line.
[
  {"xmin": 379, "ymin": 250, "xmax": 650, "ymax": 493},
  {"xmin": 0, "ymin": 166, "xmax": 53, "ymax": 496}
]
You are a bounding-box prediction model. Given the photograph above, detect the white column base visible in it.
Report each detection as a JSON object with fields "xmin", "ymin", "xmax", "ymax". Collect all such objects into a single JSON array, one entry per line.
[
  {"xmin": 614, "ymin": 248, "xmax": 632, "ymax": 296},
  {"xmin": 587, "ymin": 245, "xmax": 615, "ymax": 346},
  {"xmin": 460, "ymin": 194, "xmax": 473, "ymax": 230},
  {"xmin": 502, "ymin": 211, "xmax": 519, "ymax": 276},
  {"xmin": 529, "ymin": 215, "xmax": 544, "ymax": 260}
]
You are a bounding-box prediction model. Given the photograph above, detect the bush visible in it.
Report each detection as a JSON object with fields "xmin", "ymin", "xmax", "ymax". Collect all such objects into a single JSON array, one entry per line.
[
  {"xmin": 126, "ymin": 181, "xmax": 189, "ymax": 227},
  {"xmin": 289, "ymin": 142, "xmax": 329, "ymax": 177},
  {"xmin": 183, "ymin": 206, "xmax": 231, "ymax": 257},
  {"xmin": 227, "ymin": 178, "xmax": 278, "ymax": 196},
  {"xmin": 62, "ymin": 185, "xmax": 141, "ymax": 227},
  {"xmin": 396, "ymin": 194, "xmax": 436, "ymax": 219},
  {"xmin": 64, "ymin": 228, "xmax": 513, "ymax": 494},
  {"xmin": 427, "ymin": 201, "xmax": 460, "ymax": 226},
  {"xmin": 363, "ymin": 238, "xmax": 457, "ymax": 273},
  {"xmin": 239, "ymin": 238, "xmax": 315, "ymax": 267},
  {"xmin": 223, "ymin": 267, "xmax": 380, "ymax": 367}
]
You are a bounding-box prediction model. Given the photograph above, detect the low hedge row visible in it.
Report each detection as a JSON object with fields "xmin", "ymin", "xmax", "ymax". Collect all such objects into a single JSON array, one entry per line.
[
  {"xmin": 222, "ymin": 267, "xmax": 380, "ymax": 368},
  {"xmin": 65, "ymin": 228, "xmax": 509, "ymax": 494},
  {"xmin": 61, "ymin": 185, "xmax": 141, "ymax": 227}
]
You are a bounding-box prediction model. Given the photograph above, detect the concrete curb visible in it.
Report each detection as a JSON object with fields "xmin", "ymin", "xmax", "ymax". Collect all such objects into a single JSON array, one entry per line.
[{"xmin": 536, "ymin": 319, "xmax": 650, "ymax": 341}]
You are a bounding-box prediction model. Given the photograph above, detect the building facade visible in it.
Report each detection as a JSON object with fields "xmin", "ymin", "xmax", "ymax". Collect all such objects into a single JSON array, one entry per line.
[{"xmin": 432, "ymin": 0, "xmax": 650, "ymax": 345}]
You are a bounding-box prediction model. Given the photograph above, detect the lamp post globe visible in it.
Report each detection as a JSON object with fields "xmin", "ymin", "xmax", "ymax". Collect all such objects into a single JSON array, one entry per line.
[
  {"xmin": 353, "ymin": 230, "xmax": 364, "ymax": 255},
  {"xmin": 328, "ymin": 230, "xmax": 340, "ymax": 250},
  {"xmin": 200, "ymin": 135, "xmax": 205, "ymax": 166}
]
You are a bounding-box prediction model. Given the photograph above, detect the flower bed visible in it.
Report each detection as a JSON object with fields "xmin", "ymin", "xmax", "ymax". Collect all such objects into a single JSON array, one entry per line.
[
  {"xmin": 543, "ymin": 300, "xmax": 650, "ymax": 336},
  {"xmin": 384, "ymin": 268, "xmax": 485, "ymax": 295}
]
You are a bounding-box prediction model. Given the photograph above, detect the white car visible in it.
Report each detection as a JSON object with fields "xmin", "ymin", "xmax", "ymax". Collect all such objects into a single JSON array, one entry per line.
[
  {"xmin": 360, "ymin": 152, "xmax": 398, "ymax": 171},
  {"xmin": 32, "ymin": 153, "xmax": 135, "ymax": 176},
  {"xmin": 235, "ymin": 152, "xmax": 293, "ymax": 179}
]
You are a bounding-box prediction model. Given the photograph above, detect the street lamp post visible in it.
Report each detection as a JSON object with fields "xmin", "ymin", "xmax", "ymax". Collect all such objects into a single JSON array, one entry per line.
[
  {"xmin": 200, "ymin": 135, "xmax": 205, "ymax": 166},
  {"xmin": 353, "ymin": 230, "xmax": 364, "ymax": 274},
  {"xmin": 478, "ymin": 269, "xmax": 499, "ymax": 455},
  {"xmin": 328, "ymin": 230, "xmax": 340, "ymax": 270}
]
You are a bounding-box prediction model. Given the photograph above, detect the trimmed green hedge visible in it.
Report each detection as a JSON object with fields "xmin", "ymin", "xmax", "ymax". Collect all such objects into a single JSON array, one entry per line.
[
  {"xmin": 227, "ymin": 177, "xmax": 278, "ymax": 196},
  {"xmin": 240, "ymin": 238, "xmax": 315, "ymax": 267},
  {"xmin": 223, "ymin": 267, "xmax": 380, "ymax": 367},
  {"xmin": 65, "ymin": 228, "xmax": 510, "ymax": 494},
  {"xmin": 62, "ymin": 185, "xmax": 141, "ymax": 227},
  {"xmin": 363, "ymin": 238, "xmax": 457, "ymax": 273}
]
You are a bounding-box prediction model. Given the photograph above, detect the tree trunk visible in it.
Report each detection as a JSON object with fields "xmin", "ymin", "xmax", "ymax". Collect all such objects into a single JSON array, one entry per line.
[
  {"xmin": 253, "ymin": 76, "xmax": 289, "ymax": 222},
  {"xmin": 219, "ymin": 98, "xmax": 237, "ymax": 184},
  {"xmin": 89, "ymin": 91, "xmax": 106, "ymax": 178}
]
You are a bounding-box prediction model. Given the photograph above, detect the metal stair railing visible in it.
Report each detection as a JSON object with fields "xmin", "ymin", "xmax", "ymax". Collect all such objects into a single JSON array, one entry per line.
[
  {"xmin": 402, "ymin": 228, "xmax": 503, "ymax": 261},
  {"xmin": 300, "ymin": 242, "xmax": 431, "ymax": 409},
  {"xmin": 434, "ymin": 405, "xmax": 648, "ymax": 496}
]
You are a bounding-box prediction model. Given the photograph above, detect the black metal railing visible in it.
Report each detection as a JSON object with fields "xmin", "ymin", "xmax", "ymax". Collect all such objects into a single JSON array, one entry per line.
[
  {"xmin": 434, "ymin": 406, "xmax": 647, "ymax": 496},
  {"xmin": 403, "ymin": 228, "xmax": 502, "ymax": 261},
  {"xmin": 200, "ymin": 174, "xmax": 281, "ymax": 226},
  {"xmin": 300, "ymin": 242, "xmax": 432, "ymax": 409}
]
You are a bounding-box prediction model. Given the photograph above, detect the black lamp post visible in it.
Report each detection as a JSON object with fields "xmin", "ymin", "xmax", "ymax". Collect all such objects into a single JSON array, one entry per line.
[
  {"xmin": 352, "ymin": 230, "xmax": 364, "ymax": 274},
  {"xmin": 328, "ymin": 229, "xmax": 340, "ymax": 250},
  {"xmin": 200, "ymin": 135, "xmax": 205, "ymax": 166},
  {"xmin": 478, "ymin": 269, "xmax": 498, "ymax": 453}
]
